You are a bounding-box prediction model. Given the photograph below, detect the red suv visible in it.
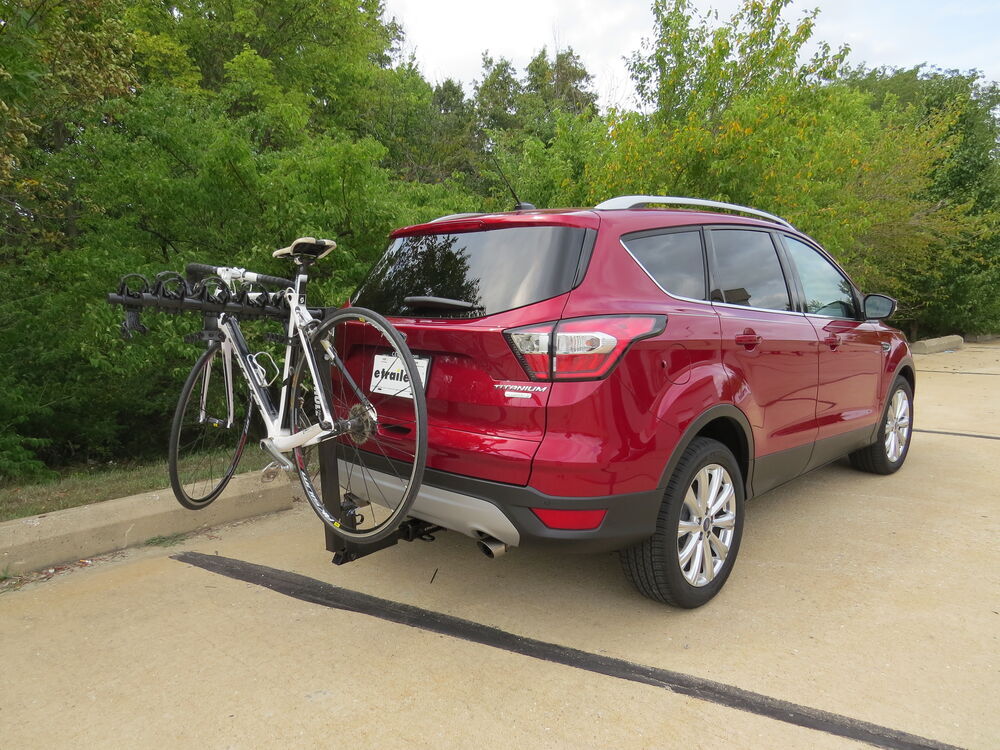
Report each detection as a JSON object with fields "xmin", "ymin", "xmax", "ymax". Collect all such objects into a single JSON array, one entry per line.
[{"xmin": 346, "ymin": 196, "xmax": 914, "ymax": 607}]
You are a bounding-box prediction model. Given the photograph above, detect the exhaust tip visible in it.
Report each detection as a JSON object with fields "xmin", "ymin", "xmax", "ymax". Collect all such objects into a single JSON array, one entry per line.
[{"xmin": 477, "ymin": 536, "xmax": 508, "ymax": 559}]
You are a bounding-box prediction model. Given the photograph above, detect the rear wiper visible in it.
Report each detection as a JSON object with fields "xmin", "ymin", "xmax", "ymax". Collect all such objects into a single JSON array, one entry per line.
[{"xmin": 402, "ymin": 296, "xmax": 483, "ymax": 312}]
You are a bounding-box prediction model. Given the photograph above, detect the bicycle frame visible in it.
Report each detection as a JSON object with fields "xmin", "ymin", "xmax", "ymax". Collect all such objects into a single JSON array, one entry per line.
[{"xmin": 204, "ymin": 263, "xmax": 366, "ymax": 467}]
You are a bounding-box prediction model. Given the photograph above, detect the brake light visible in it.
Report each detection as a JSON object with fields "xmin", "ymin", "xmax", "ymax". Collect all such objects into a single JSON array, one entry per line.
[{"xmin": 504, "ymin": 315, "xmax": 665, "ymax": 381}]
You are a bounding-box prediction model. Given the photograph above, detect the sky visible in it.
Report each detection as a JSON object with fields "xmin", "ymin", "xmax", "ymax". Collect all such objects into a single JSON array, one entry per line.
[{"xmin": 382, "ymin": 0, "xmax": 1000, "ymax": 111}]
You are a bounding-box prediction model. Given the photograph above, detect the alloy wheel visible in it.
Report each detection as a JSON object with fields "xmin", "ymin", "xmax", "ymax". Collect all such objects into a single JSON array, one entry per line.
[
  {"xmin": 884, "ymin": 389, "xmax": 911, "ymax": 463},
  {"xmin": 677, "ymin": 464, "xmax": 737, "ymax": 587}
]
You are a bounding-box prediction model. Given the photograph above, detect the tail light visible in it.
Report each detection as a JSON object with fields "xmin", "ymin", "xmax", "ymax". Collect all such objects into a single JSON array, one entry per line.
[{"xmin": 505, "ymin": 315, "xmax": 665, "ymax": 381}]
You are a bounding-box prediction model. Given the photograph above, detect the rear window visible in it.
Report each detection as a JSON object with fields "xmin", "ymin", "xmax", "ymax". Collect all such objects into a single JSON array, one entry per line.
[{"xmin": 353, "ymin": 226, "xmax": 588, "ymax": 317}]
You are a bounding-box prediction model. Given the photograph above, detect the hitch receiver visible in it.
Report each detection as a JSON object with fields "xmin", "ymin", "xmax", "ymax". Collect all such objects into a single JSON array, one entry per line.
[{"xmin": 326, "ymin": 518, "xmax": 444, "ymax": 565}]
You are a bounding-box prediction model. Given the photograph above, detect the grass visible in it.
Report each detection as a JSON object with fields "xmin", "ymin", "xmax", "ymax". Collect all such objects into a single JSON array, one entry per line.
[
  {"xmin": 0, "ymin": 450, "xmax": 272, "ymax": 523},
  {"xmin": 143, "ymin": 532, "xmax": 190, "ymax": 547}
]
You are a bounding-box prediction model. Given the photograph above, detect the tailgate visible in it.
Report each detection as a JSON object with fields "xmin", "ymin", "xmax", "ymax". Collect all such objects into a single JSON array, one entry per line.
[{"xmin": 347, "ymin": 219, "xmax": 598, "ymax": 484}]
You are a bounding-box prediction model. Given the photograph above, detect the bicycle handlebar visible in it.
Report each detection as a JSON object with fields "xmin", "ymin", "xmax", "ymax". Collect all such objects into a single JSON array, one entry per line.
[
  {"xmin": 185, "ymin": 263, "xmax": 293, "ymax": 290},
  {"xmin": 251, "ymin": 271, "xmax": 295, "ymax": 289}
]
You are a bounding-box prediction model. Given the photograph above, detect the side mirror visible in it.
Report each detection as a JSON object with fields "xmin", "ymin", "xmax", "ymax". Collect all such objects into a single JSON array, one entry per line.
[{"xmin": 864, "ymin": 293, "xmax": 897, "ymax": 320}]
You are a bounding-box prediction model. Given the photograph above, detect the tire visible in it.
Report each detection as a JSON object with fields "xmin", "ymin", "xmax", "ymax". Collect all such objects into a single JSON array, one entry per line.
[
  {"xmin": 169, "ymin": 344, "xmax": 253, "ymax": 509},
  {"xmin": 849, "ymin": 376, "xmax": 913, "ymax": 475},
  {"xmin": 620, "ymin": 437, "xmax": 745, "ymax": 608},
  {"xmin": 291, "ymin": 307, "xmax": 428, "ymax": 544}
]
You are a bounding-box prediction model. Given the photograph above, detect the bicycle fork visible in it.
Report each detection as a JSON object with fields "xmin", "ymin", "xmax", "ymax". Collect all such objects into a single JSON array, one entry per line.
[{"xmin": 197, "ymin": 337, "xmax": 237, "ymax": 429}]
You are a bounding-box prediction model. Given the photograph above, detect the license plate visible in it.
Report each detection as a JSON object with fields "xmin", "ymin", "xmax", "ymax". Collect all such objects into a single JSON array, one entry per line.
[{"xmin": 370, "ymin": 354, "xmax": 430, "ymax": 399}]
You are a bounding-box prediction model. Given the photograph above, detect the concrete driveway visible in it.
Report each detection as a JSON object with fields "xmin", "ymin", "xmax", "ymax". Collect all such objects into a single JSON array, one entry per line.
[{"xmin": 2, "ymin": 343, "xmax": 998, "ymax": 749}]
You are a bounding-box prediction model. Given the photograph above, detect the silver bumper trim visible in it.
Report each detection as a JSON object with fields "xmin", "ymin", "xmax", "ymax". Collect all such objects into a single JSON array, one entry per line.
[{"xmin": 337, "ymin": 460, "xmax": 521, "ymax": 547}]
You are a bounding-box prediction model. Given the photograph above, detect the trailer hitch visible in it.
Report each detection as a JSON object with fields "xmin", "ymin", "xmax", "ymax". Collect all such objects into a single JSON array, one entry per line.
[{"xmin": 328, "ymin": 518, "xmax": 444, "ymax": 565}]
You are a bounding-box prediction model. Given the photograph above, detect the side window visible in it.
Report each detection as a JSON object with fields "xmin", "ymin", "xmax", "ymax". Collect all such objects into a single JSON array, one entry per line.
[
  {"xmin": 783, "ymin": 236, "xmax": 858, "ymax": 319},
  {"xmin": 622, "ymin": 230, "xmax": 706, "ymax": 300},
  {"xmin": 710, "ymin": 230, "xmax": 791, "ymax": 311}
]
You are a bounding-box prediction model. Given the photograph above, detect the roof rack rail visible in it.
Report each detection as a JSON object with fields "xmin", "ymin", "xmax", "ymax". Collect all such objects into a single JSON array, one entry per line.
[
  {"xmin": 594, "ymin": 195, "xmax": 794, "ymax": 230},
  {"xmin": 429, "ymin": 212, "xmax": 484, "ymax": 223}
]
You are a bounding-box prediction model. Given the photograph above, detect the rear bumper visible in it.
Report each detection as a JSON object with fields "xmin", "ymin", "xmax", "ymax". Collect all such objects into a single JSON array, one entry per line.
[{"xmin": 336, "ymin": 451, "xmax": 664, "ymax": 554}]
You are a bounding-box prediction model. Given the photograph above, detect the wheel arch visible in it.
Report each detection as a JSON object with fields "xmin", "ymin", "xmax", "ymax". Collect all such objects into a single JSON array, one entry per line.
[
  {"xmin": 658, "ymin": 405, "xmax": 755, "ymax": 499},
  {"xmin": 895, "ymin": 361, "xmax": 916, "ymax": 394},
  {"xmin": 863, "ymin": 358, "xmax": 916, "ymax": 447}
]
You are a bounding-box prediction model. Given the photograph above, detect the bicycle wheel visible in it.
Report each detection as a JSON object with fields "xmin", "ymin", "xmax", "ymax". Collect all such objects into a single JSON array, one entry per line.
[
  {"xmin": 169, "ymin": 343, "xmax": 253, "ymax": 508},
  {"xmin": 291, "ymin": 307, "xmax": 427, "ymax": 543}
]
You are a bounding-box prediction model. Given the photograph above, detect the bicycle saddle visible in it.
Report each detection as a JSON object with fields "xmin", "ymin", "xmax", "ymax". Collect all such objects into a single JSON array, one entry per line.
[{"xmin": 273, "ymin": 237, "xmax": 337, "ymax": 260}]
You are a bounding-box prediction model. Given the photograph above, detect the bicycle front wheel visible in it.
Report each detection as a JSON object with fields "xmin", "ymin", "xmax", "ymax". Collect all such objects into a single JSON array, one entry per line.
[
  {"xmin": 169, "ymin": 344, "xmax": 253, "ymax": 508},
  {"xmin": 291, "ymin": 307, "xmax": 427, "ymax": 543}
]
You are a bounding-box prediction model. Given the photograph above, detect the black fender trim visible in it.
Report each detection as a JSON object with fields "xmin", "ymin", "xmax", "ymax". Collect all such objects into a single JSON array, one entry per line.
[
  {"xmin": 656, "ymin": 404, "xmax": 756, "ymax": 499},
  {"xmin": 865, "ymin": 358, "xmax": 916, "ymax": 445},
  {"xmin": 892, "ymin": 356, "xmax": 916, "ymax": 391}
]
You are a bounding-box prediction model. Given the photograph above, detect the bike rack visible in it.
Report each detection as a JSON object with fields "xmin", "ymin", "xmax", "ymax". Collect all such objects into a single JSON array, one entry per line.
[
  {"xmin": 107, "ymin": 290, "xmax": 296, "ymax": 321},
  {"xmin": 107, "ymin": 272, "xmax": 327, "ymax": 338}
]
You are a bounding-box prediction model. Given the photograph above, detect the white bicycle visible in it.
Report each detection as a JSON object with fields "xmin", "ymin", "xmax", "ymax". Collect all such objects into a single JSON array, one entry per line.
[{"xmin": 158, "ymin": 238, "xmax": 428, "ymax": 543}]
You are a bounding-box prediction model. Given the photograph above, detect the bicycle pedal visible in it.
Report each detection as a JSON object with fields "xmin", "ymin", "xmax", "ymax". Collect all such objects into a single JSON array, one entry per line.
[{"xmin": 261, "ymin": 462, "xmax": 283, "ymax": 482}]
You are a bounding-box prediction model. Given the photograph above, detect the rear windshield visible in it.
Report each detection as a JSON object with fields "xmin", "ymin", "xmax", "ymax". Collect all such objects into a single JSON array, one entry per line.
[{"xmin": 353, "ymin": 226, "xmax": 588, "ymax": 317}]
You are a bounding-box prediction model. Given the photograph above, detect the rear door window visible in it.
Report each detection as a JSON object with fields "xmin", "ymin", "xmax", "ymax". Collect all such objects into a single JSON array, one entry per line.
[
  {"xmin": 709, "ymin": 229, "xmax": 792, "ymax": 312},
  {"xmin": 353, "ymin": 226, "xmax": 589, "ymax": 317},
  {"xmin": 622, "ymin": 230, "xmax": 707, "ymax": 300}
]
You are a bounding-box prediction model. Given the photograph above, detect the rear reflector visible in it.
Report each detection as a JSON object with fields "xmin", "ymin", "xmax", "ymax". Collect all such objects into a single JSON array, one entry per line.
[
  {"xmin": 505, "ymin": 315, "xmax": 665, "ymax": 381},
  {"xmin": 531, "ymin": 508, "xmax": 608, "ymax": 530}
]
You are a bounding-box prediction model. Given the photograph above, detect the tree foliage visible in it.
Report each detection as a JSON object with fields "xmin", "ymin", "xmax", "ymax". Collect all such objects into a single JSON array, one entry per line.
[
  {"xmin": 628, "ymin": 0, "xmax": 846, "ymax": 120},
  {"xmin": 0, "ymin": 0, "xmax": 134, "ymax": 253},
  {"xmin": 845, "ymin": 65, "xmax": 1000, "ymax": 334}
]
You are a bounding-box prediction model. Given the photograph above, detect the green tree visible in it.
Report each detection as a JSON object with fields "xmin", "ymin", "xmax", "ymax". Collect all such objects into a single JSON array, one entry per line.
[
  {"xmin": 472, "ymin": 47, "xmax": 600, "ymax": 208},
  {"xmin": 845, "ymin": 65, "xmax": 1000, "ymax": 335},
  {"xmin": 474, "ymin": 54, "xmax": 522, "ymax": 134},
  {"xmin": 518, "ymin": 47, "xmax": 597, "ymax": 141},
  {"xmin": 0, "ymin": 0, "xmax": 134, "ymax": 477},
  {"xmin": 628, "ymin": 0, "xmax": 846, "ymax": 121},
  {"xmin": 0, "ymin": 0, "xmax": 134, "ymax": 253}
]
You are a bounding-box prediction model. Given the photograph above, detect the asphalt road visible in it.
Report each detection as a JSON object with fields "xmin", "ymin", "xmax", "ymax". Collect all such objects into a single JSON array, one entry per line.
[{"xmin": 2, "ymin": 343, "xmax": 998, "ymax": 749}]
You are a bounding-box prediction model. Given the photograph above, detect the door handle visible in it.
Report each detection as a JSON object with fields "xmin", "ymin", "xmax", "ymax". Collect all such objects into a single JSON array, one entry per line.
[
  {"xmin": 824, "ymin": 334, "xmax": 842, "ymax": 349},
  {"xmin": 735, "ymin": 330, "xmax": 761, "ymax": 349}
]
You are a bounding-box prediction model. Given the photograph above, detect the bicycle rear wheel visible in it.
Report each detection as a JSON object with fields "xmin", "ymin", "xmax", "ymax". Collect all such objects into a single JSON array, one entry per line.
[
  {"xmin": 169, "ymin": 343, "xmax": 253, "ymax": 508},
  {"xmin": 291, "ymin": 307, "xmax": 427, "ymax": 543}
]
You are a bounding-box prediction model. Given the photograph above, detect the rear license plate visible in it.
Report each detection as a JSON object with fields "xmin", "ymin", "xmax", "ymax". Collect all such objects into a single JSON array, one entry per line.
[{"xmin": 370, "ymin": 354, "xmax": 430, "ymax": 399}]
